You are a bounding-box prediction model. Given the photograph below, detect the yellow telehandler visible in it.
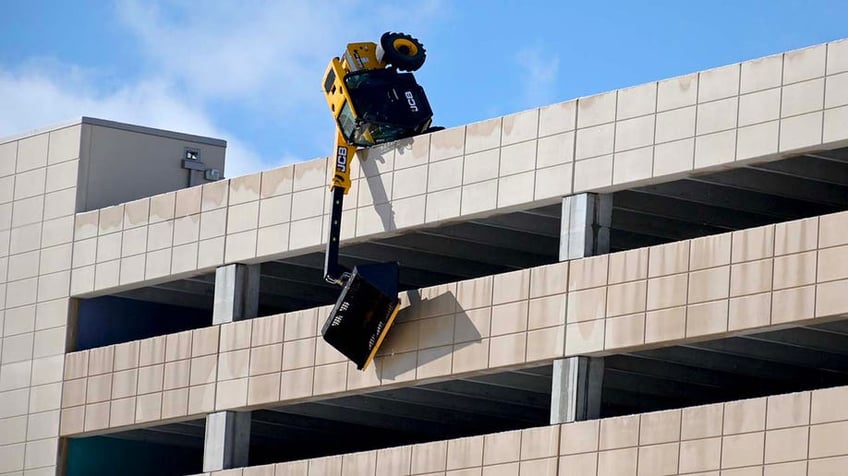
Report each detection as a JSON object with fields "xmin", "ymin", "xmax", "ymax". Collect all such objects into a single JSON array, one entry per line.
[{"xmin": 318, "ymin": 32, "xmax": 439, "ymax": 370}]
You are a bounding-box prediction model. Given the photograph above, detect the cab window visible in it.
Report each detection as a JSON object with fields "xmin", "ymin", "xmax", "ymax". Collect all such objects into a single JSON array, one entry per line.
[{"xmin": 337, "ymin": 101, "xmax": 357, "ymax": 140}]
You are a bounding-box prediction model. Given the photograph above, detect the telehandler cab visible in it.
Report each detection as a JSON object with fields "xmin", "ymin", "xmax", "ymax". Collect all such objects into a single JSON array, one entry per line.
[{"xmin": 319, "ymin": 32, "xmax": 438, "ymax": 370}]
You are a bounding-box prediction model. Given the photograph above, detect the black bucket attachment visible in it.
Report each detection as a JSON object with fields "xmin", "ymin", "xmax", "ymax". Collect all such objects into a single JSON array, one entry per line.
[{"xmin": 321, "ymin": 262, "xmax": 401, "ymax": 370}]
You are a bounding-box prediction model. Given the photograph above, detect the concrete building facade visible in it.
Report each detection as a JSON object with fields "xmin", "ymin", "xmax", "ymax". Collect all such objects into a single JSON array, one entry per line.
[{"xmin": 2, "ymin": 38, "xmax": 848, "ymax": 475}]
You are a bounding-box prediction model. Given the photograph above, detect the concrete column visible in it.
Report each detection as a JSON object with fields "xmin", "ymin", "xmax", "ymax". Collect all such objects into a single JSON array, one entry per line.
[
  {"xmin": 203, "ymin": 411, "xmax": 251, "ymax": 472},
  {"xmin": 207, "ymin": 266, "xmax": 256, "ymax": 470},
  {"xmin": 559, "ymin": 193, "xmax": 612, "ymax": 261},
  {"xmin": 213, "ymin": 264, "xmax": 260, "ymax": 325},
  {"xmin": 550, "ymin": 193, "xmax": 611, "ymax": 424},
  {"xmin": 550, "ymin": 356, "xmax": 604, "ymax": 424}
]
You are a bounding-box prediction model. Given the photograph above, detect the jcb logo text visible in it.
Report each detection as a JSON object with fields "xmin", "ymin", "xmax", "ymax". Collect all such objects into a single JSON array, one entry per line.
[{"xmin": 336, "ymin": 146, "xmax": 348, "ymax": 172}]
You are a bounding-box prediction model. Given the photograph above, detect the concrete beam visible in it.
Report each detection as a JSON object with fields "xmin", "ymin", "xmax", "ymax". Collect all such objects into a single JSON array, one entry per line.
[
  {"xmin": 636, "ymin": 180, "xmax": 815, "ymax": 219},
  {"xmin": 614, "ymin": 189, "xmax": 769, "ymax": 230},
  {"xmin": 375, "ymin": 387, "xmax": 542, "ymax": 423},
  {"xmin": 693, "ymin": 167, "xmax": 848, "ymax": 207},
  {"xmin": 560, "ymin": 193, "xmax": 612, "ymax": 261},
  {"xmin": 282, "ymin": 402, "xmax": 447, "ymax": 438},
  {"xmin": 550, "ymin": 356, "xmax": 604, "ymax": 424},
  {"xmin": 213, "ymin": 264, "xmax": 260, "ymax": 324},
  {"xmin": 635, "ymin": 346, "xmax": 836, "ymax": 385},
  {"xmin": 203, "ymin": 411, "xmax": 251, "ymax": 472},
  {"xmin": 426, "ymin": 222, "xmax": 558, "ymax": 256},
  {"xmin": 380, "ymin": 232, "xmax": 551, "ymax": 269},
  {"xmin": 612, "ymin": 209, "xmax": 725, "ymax": 241}
]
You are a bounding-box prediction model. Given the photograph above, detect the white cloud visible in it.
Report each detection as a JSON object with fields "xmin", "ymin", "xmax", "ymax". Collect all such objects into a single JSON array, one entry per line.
[
  {"xmin": 116, "ymin": 0, "xmax": 447, "ymax": 116},
  {"xmin": 515, "ymin": 46, "xmax": 560, "ymax": 109},
  {"xmin": 0, "ymin": 64, "xmax": 263, "ymax": 177},
  {"xmin": 117, "ymin": 1, "xmax": 329, "ymax": 105},
  {"xmin": 0, "ymin": 0, "xmax": 447, "ymax": 178}
]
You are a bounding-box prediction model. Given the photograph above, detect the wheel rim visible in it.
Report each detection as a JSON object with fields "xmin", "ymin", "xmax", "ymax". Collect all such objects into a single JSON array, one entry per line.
[{"xmin": 392, "ymin": 38, "xmax": 419, "ymax": 57}]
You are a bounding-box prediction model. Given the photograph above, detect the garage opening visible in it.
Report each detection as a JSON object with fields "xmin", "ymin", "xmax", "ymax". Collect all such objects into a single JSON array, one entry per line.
[
  {"xmin": 64, "ymin": 418, "xmax": 205, "ymax": 476},
  {"xmin": 72, "ymin": 294, "xmax": 212, "ymax": 351}
]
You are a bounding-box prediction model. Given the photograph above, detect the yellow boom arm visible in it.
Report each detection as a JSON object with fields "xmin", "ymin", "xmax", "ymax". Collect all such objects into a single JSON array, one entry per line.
[{"xmin": 323, "ymin": 41, "xmax": 384, "ymax": 282}]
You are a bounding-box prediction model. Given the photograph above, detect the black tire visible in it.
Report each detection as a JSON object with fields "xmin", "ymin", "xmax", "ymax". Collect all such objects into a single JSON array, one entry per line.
[{"xmin": 380, "ymin": 32, "xmax": 426, "ymax": 72}]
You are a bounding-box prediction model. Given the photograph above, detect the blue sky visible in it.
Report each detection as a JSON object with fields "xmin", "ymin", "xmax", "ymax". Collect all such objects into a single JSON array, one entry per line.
[{"xmin": 1, "ymin": 1, "xmax": 846, "ymax": 177}]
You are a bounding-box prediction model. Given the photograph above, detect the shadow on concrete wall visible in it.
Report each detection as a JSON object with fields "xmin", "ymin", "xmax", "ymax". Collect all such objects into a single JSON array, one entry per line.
[
  {"xmin": 380, "ymin": 288, "xmax": 482, "ymax": 380},
  {"xmin": 357, "ymin": 145, "xmax": 483, "ymax": 380},
  {"xmin": 359, "ymin": 145, "xmax": 397, "ymax": 232}
]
